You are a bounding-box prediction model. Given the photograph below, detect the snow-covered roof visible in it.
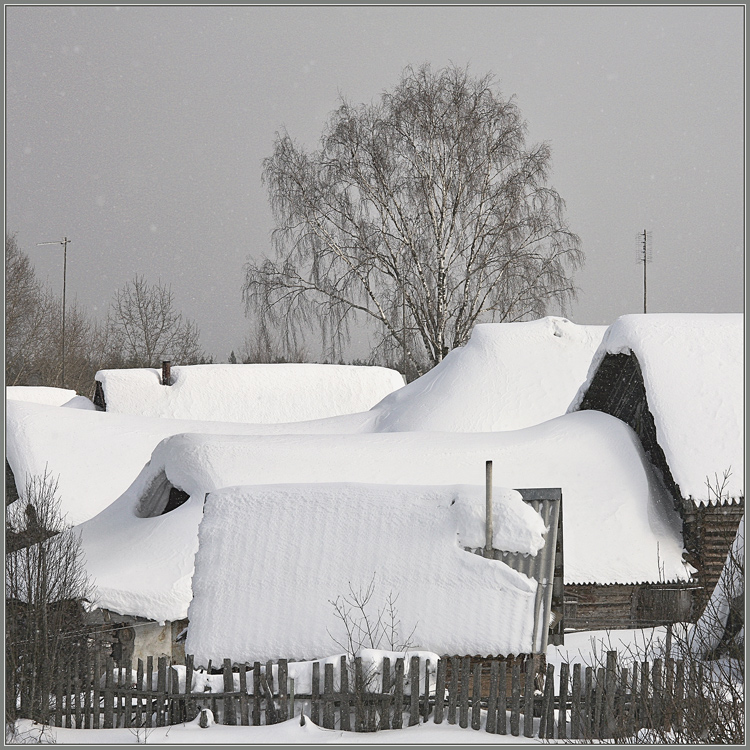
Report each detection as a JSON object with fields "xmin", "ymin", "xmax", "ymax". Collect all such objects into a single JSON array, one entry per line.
[
  {"xmin": 185, "ymin": 484, "xmax": 544, "ymax": 663},
  {"xmin": 371, "ymin": 318, "xmax": 606, "ymax": 432},
  {"xmin": 6, "ymin": 385, "xmax": 78, "ymax": 407},
  {"xmin": 75, "ymin": 410, "xmax": 691, "ymax": 624},
  {"xmin": 95, "ymin": 363, "xmax": 405, "ymax": 423},
  {"xmin": 6, "ymin": 399, "xmax": 341, "ymax": 526},
  {"xmin": 569, "ymin": 313, "xmax": 744, "ymax": 503}
]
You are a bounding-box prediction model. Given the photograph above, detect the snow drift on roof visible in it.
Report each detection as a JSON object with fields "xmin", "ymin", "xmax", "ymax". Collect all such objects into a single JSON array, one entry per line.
[
  {"xmin": 371, "ymin": 318, "xmax": 606, "ymax": 432},
  {"xmin": 569, "ymin": 313, "xmax": 743, "ymax": 502},
  {"xmin": 6, "ymin": 386, "xmax": 77, "ymax": 406},
  {"xmin": 186, "ymin": 484, "xmax": 541, "ymax": 663},
  {"xmin": 5, "ymin": 400, "xmax": 368, "ymax": 527},
  {"xmin": 75, "ymin": 411, "xmax": 691, "ymax": 623},
  {"xmin": 95, "ymin": 363, "xmax": 405, "ymax": 423}
]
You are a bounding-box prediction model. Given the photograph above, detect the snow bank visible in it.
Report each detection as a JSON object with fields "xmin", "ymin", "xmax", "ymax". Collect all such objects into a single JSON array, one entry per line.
[
  {"xmin": 6, "ymin": 385, "xmax": 77, "ymax": 406},
  {"xmin": 186, "ymin": 484, "xmax": 540, "ymax": 663},
  {"xmin": 569, "ymin": 313, "xmax": 743, "ymax": 502},
  {"xmin": 75, "ymin": 411, "xmax": 689, "ymax": 624},
  {"xmin": 95, "ymin": 363, "xmax": 405, "ymax": 423},
  {"xmin": 371, "ymin": 318, "xmax": 605, "ymax": 432}
]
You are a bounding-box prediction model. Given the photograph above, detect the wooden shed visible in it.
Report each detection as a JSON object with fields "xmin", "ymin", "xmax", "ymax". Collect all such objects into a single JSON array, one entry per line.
[{"xmin": 569, "ymin": 314, "xmax": 743, "ymax": 622}]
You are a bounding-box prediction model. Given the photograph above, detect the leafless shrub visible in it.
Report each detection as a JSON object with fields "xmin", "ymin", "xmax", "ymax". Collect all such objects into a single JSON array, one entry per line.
[
  {"xmin": 327, "ymin": 575, "xmax": 418, "ymax": 730},
  {"xmin": 5, "ymin": 470, "xmax": 93, "ymax": 729}
]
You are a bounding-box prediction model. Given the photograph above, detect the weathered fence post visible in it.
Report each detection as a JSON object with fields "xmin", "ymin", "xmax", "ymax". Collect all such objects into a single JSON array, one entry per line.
[
  {"xmin": 558, "ymin": 662, "xmax": 569, "ymax": 740},
  {"xmin": 523, "ymin": 657, "xmax": 535, "ymax": 738},
  {"xmin": 639, "ymin": 660, "xmax": 650, "ymax": 730},
  {"xmin": 82, "ymin": 653, "xmax": 92, "ymax": 729},
  {"xmin": 604, "ymin": 650, "xmax": 617, "ymax": 738},
  {"xmin": 55, "ymin": 661, "xmax": 64, "ymax": 728},
  {"xmin": 409, "ymin": 655, "xmax": 420, "ymax": 726},
  {"xmin": 222, "ymin": 658, "xmax": 235, "ymax": 725},
  {"xmin": 570, "ymin": 663, "xmax": 581, "ymax": 739},
  {"xmin": 103, "ymin": 657, "xmax": 114, "ymax": 729},
  {"xmin": 651, "ymin": 658, "xmax": 663, "ymax": 731},
  {"xmin": 486, "ymin": 660, "xmax": 499, "ymax": 733},
  {"xmin": 674, "ymin": 660, "xmax": 685, "ymax": 732},
  {"xmin": 323, "ymin": 663, "xmax": 335, "ymax": 729},
  {"xmin": 583, "ymin": 666, "xmax": 593, "ymax": 739},
  {"xmin": 134, "ymin": 658, "xmax": 144, "ymax": 729},
  {"xmin": 593, "ymin": 666, "xmax": 605, "ymax": 738},
  {"xmin": 447, "ymin": 657, "xmax": 459, "ymax": 725},
  {"xmin": 278, "ymin": 659, "xmax": 288, "ymax": 722},
  {"xmin": 497, "ymin": 660, "xmax": 507, "ymax": 735},
  {"xmin": 145, "ymin": 656, "xmax": 154, "ymax": 729},
  {"xmin": 627, "ymin": 661, "xmax": 639, "ymax": 736},
  {"xmin": 458, "ymin": 657, "xmax": 470, "ymax": 728},
  {"xmin": 252, "ymin": 662, "xmax": 262, "ymax": 726},
  {"xmin": 471, "ymin": 660, "xmax": 482, "ymax": 730},
  {"xmin": 379, "ymin": 656, "xmax": 390, "ymax": 730},
  {"xmin": 353, "ymin": 658, "xmax": 363, "ymax": 731},
  {"xmin": 539, "ymin": 663, "xmax": 555, "ymax": 739},
  {"xmin": 617, "ymin": 666, "xmax": 629, "ymax": 739},
  {"xmin": 423, "ymin": 659, "xmax": 431, "ymax": 723},
  {"xmin": 433, "ymin": 658, "xmax": 446, "ymax": 726},
  {"xmin": 340, "ymin": 656, "xmax": 351, "ymax": 731},
  {"xmin": 156, "ymin": 657, "xmax": 167, "ymax": 727},
  {"xmin": 238, "ymin": 663, "xmax": 249, "ymax": 726},
  {"xmin": 393, "ymin": 658, "xmax": 404, "ymax": 729},
  {"xmin": 510, "ymin": 658, "xmax": 521, "ymax": 736}
]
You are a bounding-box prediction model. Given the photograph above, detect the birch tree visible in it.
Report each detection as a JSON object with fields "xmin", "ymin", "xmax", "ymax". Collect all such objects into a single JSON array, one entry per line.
[{"xmin": 243, "ymin": 64, "xmax": 583, "ymax": 376}]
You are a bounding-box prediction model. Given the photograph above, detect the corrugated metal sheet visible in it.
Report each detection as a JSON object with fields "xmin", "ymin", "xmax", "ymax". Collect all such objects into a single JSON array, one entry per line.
[{"xmin": 468, "ymin": 488, "xmax": 562, "ymax": 654}]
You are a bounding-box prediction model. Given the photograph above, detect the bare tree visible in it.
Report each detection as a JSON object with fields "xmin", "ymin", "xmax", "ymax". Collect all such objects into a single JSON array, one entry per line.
[
  {"xmin": 5, "ymin": 233, "xmax": 56, "ymax": 386},
  {"xmin": 5, "ymin": 469, "xmax": 92, "ymax": 728},
  {"xmin": 109, "ymin": 275, "xmax": 203, "ymax": 367},
  {"xmin": 243, "ymin": 63, "xmax": 583, "ymax": 375}
]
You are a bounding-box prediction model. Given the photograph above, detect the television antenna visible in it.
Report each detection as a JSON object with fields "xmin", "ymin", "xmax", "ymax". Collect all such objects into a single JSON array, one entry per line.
[{"xmin": 635, "ymin": 230, "xmax": 652, "ymax": 314}]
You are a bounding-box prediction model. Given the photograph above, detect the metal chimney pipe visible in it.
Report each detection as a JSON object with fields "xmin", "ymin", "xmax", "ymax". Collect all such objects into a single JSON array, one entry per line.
[
  {"xmin": 485, "ymin": 460, "xmax": 493, "ymax": 556},
  {"xmin": 161, "ymin": 360, "xmax": 172, "ymax": 386}
]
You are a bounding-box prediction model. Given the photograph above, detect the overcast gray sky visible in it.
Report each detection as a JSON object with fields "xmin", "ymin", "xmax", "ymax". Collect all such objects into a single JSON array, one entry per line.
[{"xmin": 5, "ymin": 5, "xmax": 744, "ymax": 362}]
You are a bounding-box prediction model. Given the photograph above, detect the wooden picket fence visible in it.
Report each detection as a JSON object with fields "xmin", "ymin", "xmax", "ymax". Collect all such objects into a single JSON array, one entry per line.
[{"xmin": 48, "ymin": 650, "xmax": 695, "ymax": 739}]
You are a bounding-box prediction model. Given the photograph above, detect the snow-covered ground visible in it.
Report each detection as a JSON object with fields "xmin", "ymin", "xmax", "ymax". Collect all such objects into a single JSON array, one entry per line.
[{"xmin": 10, "ymin": 713, "xmax": 544, "ymax": 744}]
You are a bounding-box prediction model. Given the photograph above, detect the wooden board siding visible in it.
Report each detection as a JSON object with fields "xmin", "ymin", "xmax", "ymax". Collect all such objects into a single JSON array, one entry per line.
[
  {"xmin": 577, "ymin": 352, "xmax": 682, "ymax": 514},
  {"xmin": 565, "ymin": 583, "xmax": 700, "ymax": 631},
  {"xmin": 684, "ymin": 502, "xmax": 744, "ymax": 609}
]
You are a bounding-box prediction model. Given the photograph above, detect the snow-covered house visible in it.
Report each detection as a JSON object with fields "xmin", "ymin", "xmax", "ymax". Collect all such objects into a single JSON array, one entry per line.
[
  {"xmin": 73, "ymin": 409, "xmax": 692, "ymax": 665},
  {"xmin": 569, "ymin": 313, "xmax": 744, "ymax": 613},
  {"xmin": 93, "ymin": 362, "xmax": 405, "ymax": 423},
  {"xmin": 185, "ymin": 483, "xmax": 558, "ymax": 665}
]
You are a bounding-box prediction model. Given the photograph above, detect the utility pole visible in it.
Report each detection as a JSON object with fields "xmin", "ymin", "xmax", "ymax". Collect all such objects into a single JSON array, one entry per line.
[
  {"xmin": 636, "ymin": 229, "xmax": 652, "ymax": 314},
  {"xmin": 36, "ymin": 237, "xmax": 71, "ymax": 387}
]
